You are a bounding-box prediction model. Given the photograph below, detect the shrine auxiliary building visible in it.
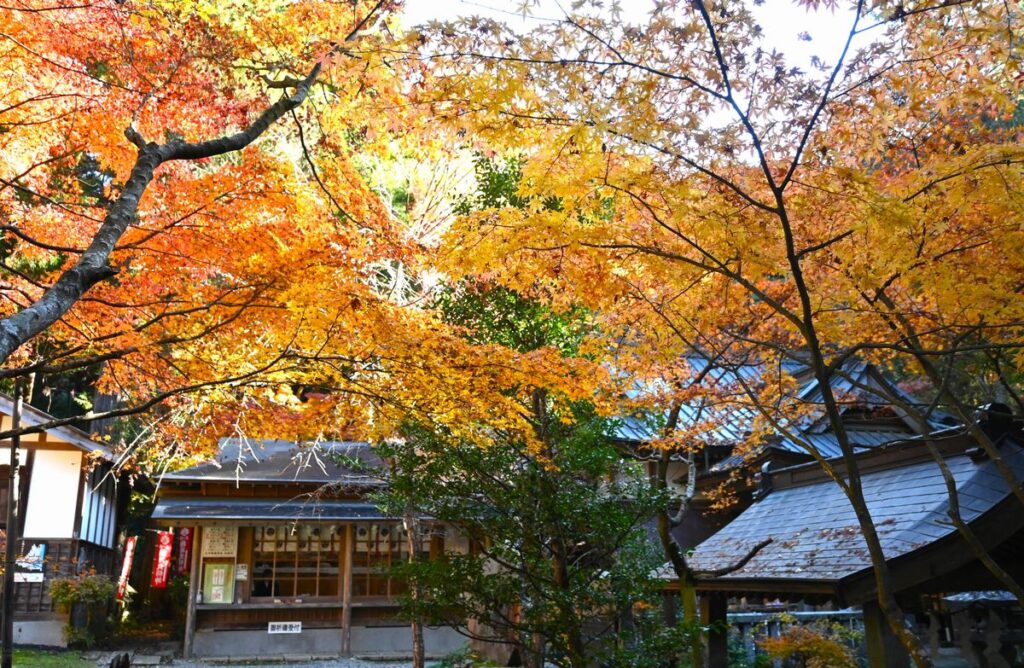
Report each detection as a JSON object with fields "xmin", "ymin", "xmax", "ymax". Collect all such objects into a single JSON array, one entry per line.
[
  {"xmin": 151, "ymin": 438, "xmax": 464, "ymax": 659},
  {"xmin": 0, "ymin": 394, "xmax": 121, "ymax": 647}
]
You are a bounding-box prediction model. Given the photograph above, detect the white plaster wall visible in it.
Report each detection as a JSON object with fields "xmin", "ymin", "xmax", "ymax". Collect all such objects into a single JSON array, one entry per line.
[
  {"xmin": 23, "ymin": 450, "xmax": 81, "ymax": 538},
  {"xmin": 191, "ymin": 626, "xmax": 464, "ymax": 659},
  {"xmin": 14, "ymin": 619, "xmax": 67, "ymax": 647},
  {"xmin": 350, "ymin": 625, "xmax": 464, "ymax": 656}
]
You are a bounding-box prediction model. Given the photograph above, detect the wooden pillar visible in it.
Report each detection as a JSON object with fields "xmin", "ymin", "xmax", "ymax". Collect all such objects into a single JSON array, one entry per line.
[
  {"xmin": 662, "ymin": 588, "xmax": 678, "ymax": 626},
  {"xmin": 927, "ymin": 610, "xmax": 941, "ymax": 661},
  {"xmin": 1, "ymin": 385, "xmax": 23, "ymax": 668},
  {"xmin": 237, "ymin": 528, "xmax": 252, "ymax": 604},
  {"xmin": 183, "ymin": 526, "xmax": 202, "ymax": 660},
  {"xmin": 341, "ymin": 524, "xmax": 353, "ymax": 655},
  {"xmin": 702, "ymin": 593, "xmax": 728, "ymax": 668},
  {"xmin": 863, "ymin": 600, "xmax": 910, "ymax": 668}
]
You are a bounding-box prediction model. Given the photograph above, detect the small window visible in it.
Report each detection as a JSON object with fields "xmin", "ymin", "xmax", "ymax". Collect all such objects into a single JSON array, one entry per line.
[{"xmin": 251, "ymin": 525, "xmax": 341, "ymax": 599}]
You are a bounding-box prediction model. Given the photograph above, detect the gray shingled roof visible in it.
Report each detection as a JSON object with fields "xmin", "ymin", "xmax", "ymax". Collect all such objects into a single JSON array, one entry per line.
[
  {"xmin": 152, "ymin": 497, "xmax": 395, "ymax": 522},
  {"xmin": 688, "ymin": 437, "xmax": 1024, "ymax": 583},
  {"xmin": 615, "ymin": 358, "xmax": 940, "ymax": 466},
  {"xmin": 161, "ymin": 438, "xmax": 385, "ymax": 486}
]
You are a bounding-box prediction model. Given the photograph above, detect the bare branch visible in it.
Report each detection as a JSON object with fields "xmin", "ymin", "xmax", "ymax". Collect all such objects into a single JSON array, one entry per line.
[{"xmin": 694, "ymin": 538, "xmax": 772, "ymax": 578}]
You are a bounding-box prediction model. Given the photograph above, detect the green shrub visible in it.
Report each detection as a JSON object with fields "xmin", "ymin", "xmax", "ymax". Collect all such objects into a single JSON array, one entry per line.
[
  {"xmin": 600, "ymin": 613, "xmax": 701, "ymax": 668},
  {"xmin": 49, "ymin": 574, "xmax": 115, "ymax": 648},
  {"xmin": 49, "ymin": 574, "xmax": 116, "ymax": 608}
]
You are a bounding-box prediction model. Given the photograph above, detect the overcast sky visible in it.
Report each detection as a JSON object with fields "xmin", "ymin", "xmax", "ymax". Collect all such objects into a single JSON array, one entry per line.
[{"xmin": 400, "ymin": 0, "xmax": 862, "ymax": 70}]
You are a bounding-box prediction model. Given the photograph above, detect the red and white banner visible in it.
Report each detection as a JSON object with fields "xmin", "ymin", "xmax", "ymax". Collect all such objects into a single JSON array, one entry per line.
[
  {"xmin": 176, "ymin": 527, "xmax": 194, "ymax": 575},
  {"xmin": 150, "ymin": 530, "xmax": 174, "ymax": 589},
  {"xmin": 116, "ymin": 536, "xmax": 137, "ymax": 601}
]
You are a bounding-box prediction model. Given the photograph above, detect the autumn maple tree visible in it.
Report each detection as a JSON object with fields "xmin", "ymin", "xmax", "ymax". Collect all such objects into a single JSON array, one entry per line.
[
  {"xmin": 3, "ymin": 0, "xmax": 1023, "ymax": 663},
  {"xmin": 0, "ymin": 0, "xmax": 606, "ymax": 466},
  {"xmin": 0, "ymin": 0, "xmax": 393, "ymax": 428},
  {"xmin": 417, "ymin": 1, "xmax": 1024, "ymax": 665}
]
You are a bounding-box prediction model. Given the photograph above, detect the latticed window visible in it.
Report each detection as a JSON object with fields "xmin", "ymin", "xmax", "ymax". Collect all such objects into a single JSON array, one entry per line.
[
  {"xmin": 251, "ymin": 525, "xmax": 341, "ymax": 599},
  {"xmin": 351, "ymin": 523, "xmax": 429, "ymax": 598}
]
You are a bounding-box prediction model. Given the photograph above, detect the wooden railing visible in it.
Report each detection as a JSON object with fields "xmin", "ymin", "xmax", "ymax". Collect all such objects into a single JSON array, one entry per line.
[{"xmin": 728, "ymin": 609, "xmax": 864, "ymax": 665}]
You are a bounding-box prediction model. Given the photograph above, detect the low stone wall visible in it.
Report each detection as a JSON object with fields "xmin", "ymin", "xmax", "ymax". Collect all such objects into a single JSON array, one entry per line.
[
  {"xmin": 351, "ymin": 625, "xmax": 463, "ymax": 657},
  {"xmin": 13, "ymin": 618, "xmax": 67, "ymax": 647},
  {"xmin": 192, "ymin": 625, "xmax": 463, "ymax": 659}
]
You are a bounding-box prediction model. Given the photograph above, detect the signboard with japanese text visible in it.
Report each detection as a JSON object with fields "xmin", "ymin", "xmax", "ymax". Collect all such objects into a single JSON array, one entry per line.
[
  {"xmin": 14, "ymin": 543, "xmax": 46, "ymax": 583},
  {"xmin": 13, "ymin": 572, "xmax": 43, "ymax": 583},
  {"xmin": 201, "ymin": 527, "xmax": 238, "ymax": 558},
  {"xmin": 176, "ymin": 527, "xmax": 193, "ymax": 574},
  {"xmin": 150, "ymin": 530, "xmax": 174, "ymax": 589},
  {"xmin": 268, "ymin": 622, "xmax": 302, "ymax": 634},
  {"xmin": 202, "ymin": 563, "xmax": 235, "ymax": 604}
]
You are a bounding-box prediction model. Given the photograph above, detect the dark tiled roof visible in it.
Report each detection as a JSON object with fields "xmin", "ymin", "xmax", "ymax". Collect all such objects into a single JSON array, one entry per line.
[
  {"xmin": 688, "ymin": 437, "xmax": 1024, "ymax": 583},
  {"xmin": 161, "ymin": 438, "xmax": 385, "ymax": 486},
  {"xmin": 614, "ymin": 358, "xmax": 760, "ymax": 446},
  {"xmin": 152, "ymin": 497, "xmax": 394, "ymax": 522},
  {"xmin": 943, "ymin": 591, "xmax": 1017, "ymax": 606},
  {"xmin": 775, "ymin": 425, "xmax": 919, "ymax": 460}
]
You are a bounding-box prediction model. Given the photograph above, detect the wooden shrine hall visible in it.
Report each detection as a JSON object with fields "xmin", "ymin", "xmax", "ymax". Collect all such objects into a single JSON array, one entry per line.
[
  {"xmin": 151, "ymin": 438, "xmax": 465, "ymax": 660},
  {"xmin": 685, "ymin": 410, "xmax": 1024, "ymax": 667}
]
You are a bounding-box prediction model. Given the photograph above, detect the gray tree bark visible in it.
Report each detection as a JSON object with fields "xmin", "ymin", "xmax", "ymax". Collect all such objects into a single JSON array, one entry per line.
[
  {"xmin": 0, "ymin": 0, "xmax": 389, "ymax": 369},
  {"xmin": 0, "ymin": 65, "xmax": 320, "ymax": 366}
]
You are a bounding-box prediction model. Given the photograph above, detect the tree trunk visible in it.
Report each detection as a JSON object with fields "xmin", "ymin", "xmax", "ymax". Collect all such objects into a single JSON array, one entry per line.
[
  {"xmin": 404, "ymin": 512, "xmax": 424, "ymax": 668},
  {"xmin": 550, "ymin": 535, "xmax": 586, "ymax": 668},
  {"xmin": 654, "ymin": 446, "xmax": 703, "ymax": 667},
  {"xmin": 807, "ymin": 360, "xmax": 932, "ymax": 667}
]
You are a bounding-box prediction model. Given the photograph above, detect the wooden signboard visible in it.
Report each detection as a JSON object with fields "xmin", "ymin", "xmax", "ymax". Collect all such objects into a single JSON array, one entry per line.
[{"xmin": 201, "ymin": 527, "xmax": 238, "ymax": 558}]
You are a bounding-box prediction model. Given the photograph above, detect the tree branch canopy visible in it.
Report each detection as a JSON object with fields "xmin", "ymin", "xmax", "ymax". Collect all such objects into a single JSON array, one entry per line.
[{"xmin": 0, "ymin": 62, "xmax": 324, "ymax": 366}]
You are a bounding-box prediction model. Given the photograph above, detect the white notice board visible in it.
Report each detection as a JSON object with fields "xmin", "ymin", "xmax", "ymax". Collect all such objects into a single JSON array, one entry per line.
[
  {"xmin": 201, "ymin": 527, "xmax": 238, "ymax": 558},
  {"xmin": 268, "ymin": 621, "xmax": 302, "ymax": 634}
]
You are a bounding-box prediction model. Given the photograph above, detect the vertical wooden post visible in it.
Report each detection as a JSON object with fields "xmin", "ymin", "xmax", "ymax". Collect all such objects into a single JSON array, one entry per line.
[
  {"xmin": 703, "ymin": 592, "xmax": 728, "ymax": 668},
  {"xmin": 341, "ymin": 524, "xmax": 353, "ymax": 655},
  {"xmin": 927, "ymin": 610, "xmax": 941, "ymax": 661},
  {"xmin": 237, "ymin": 528, "xmax": 252, "ymax": 604},
  {"xmin": 1, "ymin": 380, "xmax": 24, "ymax": 668},
  {"xmin": 183, "ymin": 526, "xmax": 202, "ymax": 659},
  {"xmin": 863, "ymin": 600, "xmax": 911, "ymax": 668}
]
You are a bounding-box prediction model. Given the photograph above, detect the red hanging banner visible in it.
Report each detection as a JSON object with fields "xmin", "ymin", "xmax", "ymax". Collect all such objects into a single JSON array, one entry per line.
[
  {"xmin": 116, "ymin": 536, "xmax": 137, "ymax": 601},
  {"xmin": 150, "ymin": 530, "xmax": 174, "ymax": 589},
  {"xmin": 176, "ymin": 527, "xmax": 194, "ymax": 575}
]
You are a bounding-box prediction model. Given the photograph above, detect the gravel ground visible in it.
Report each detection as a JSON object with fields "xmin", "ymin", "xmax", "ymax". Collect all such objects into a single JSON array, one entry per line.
[
  {"xmin": 87, "ymin": 651, "xmax": 433, "ymax": 668},
  {"xmin": 168, "ymin": 660, "xmax": 425, "ymax": 668}
]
